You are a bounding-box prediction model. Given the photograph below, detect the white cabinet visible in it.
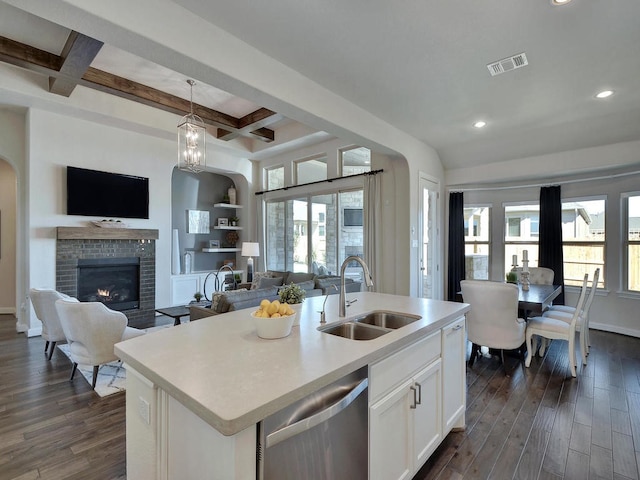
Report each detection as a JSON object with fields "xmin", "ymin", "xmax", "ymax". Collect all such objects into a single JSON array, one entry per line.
[
  {"xmin": 169, "ymin": 271, "xmax": 242, "ymax": 306},
  {"xmin": 369, "ymin": 331, "xmax": 442, "ymax": 480},
  {"xmin": 442, "ymin": 316, "xmax": 466, "ymax": 433}
]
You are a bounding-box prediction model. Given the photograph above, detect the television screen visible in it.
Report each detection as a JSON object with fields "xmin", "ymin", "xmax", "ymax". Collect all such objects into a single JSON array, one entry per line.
[
  {"xmin": 343, "ymin": 208, "xmax": 363, "ymax": 227},
  {"xmin": 66, "ymin": 166, "xmax": 149, "ymax": 219}
]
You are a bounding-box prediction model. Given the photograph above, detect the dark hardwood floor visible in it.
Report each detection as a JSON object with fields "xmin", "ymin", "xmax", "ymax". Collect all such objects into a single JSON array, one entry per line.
[
  {"xmin": 416, "ymin": 329, "xmax": 640, "ymax": 480},
  {"xmin": 1, "ymin": 313, "xmax": 639, "ymax": 479}
]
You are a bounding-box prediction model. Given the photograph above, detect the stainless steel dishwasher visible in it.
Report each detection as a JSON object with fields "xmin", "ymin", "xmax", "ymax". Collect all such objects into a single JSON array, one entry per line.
[{"xmin": 257, "ymin": 366, "xmax": 368, "ymax": 479}]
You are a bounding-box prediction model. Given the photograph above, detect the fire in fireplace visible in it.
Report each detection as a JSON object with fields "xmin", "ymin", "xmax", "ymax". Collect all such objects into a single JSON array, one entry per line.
[{"xmin": 77, "ymin": 257, "xmax": 140, "ymax": 311}]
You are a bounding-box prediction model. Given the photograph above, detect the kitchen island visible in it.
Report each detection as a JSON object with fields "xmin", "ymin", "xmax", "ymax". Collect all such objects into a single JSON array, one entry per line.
[{"xmin": 115, "ymin": 292, "xmax": 470, "ymax": 479}]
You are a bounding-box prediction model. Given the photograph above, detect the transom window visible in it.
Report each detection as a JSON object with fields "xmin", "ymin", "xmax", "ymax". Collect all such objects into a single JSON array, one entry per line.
[
  {"xmin": 295, "ymin": 156, "xmax": 327, "ymax": 184},
  {"xmin": 341, "ymin": 147, "xmax": 371, "ymax": 176},
  {"xmin": 266, "ymin": 166, "xmax": 284, "ymax": 190}
]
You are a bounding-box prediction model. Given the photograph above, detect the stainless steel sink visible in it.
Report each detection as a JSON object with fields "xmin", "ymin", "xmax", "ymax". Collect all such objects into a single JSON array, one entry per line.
[
  {"xmin": 352, "ymin": 311, "xmax": 421, "ymax": 329},
  {"xmin": 319, "ymin": 322, "xmax": 390, "ymax": 340}
]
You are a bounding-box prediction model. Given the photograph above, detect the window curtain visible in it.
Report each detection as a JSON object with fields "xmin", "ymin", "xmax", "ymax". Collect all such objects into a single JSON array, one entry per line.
[
  {"xmin": 447, "ymin": 192, "xmax": 465, "ymax": 301},
  {"xmin": 539, "ymin": 185, "xmax": 565, "ymax": 304},
  {"xmin": 364, "ymin": 174, "xmax": 381, "ymax": 291}
]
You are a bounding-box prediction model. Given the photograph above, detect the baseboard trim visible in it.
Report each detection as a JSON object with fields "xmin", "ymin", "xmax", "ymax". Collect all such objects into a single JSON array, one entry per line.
[
  {"xmin": 590, "ymin": 322, "xmax": 640, "ymax": 339},
  {"xmin": 0, "ymin": 307, "xmax": 16, "ymax": 314},
  {"xmin": 27, "ymin": 326, "xmax": 42, "ymax": 338}
]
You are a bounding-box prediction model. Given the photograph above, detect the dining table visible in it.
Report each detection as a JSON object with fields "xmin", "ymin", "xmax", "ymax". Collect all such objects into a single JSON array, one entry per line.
[{"xmin": 517, "ymin": 283, "xmax": 562, "ymax": 319}]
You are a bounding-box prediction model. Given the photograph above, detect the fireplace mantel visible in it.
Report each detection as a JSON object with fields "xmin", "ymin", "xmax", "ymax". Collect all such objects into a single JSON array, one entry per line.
[{"xmin": 57, "ymin": 227, "xmax": 159, "ymax": 240}]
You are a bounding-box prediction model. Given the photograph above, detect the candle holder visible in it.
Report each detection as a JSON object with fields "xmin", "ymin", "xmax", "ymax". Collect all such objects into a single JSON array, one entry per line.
[{"xmin": 521, "ymin": 259, "xmax": 530, "ymax": 291}]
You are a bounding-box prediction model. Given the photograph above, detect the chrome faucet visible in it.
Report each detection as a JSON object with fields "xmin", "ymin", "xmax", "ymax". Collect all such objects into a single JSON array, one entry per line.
[
  {"xmin": 319, "ymin": 284, "xmax": 338, "ymax": 324},
  {"xmin": 339, "ymin": 256, "xmax": 374, "ymax": 317}
]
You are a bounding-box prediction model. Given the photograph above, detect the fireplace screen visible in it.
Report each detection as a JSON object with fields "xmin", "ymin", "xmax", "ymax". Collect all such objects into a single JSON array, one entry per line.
[{"xmin": 77, "ymin": 257, "xmax": 140, "ymax": 311}]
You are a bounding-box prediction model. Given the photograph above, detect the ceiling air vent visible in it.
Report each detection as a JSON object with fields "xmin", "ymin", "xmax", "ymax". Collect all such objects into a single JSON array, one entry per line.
[{"xmin": 487, "ymin": 53, "xmax": 528, "ymax": 76}]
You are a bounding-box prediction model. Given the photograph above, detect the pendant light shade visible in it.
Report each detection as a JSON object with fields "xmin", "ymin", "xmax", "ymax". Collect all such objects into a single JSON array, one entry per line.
[{"xmin": 178, "ymin": 79, "xmax": 206, "ymax": 173}]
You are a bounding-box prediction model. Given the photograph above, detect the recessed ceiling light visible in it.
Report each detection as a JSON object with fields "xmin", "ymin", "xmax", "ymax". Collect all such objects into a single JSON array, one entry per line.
[
  {"xmin": 595, "ymin": 90, "xmax": 614, "ymax": 99},
  {"xmin": 473, "ymin": 121, "xmax": 487, "ymax": 129},
  {"xmin": 551, "ymin": 0, "xmax": 572, "ymax": 5}
]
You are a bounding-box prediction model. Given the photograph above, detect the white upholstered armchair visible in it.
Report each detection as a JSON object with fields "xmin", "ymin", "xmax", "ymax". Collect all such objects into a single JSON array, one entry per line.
[
  {"xmin": 55, "ymin": 298, "xmax": 145, "ymax": 389},
  {"xmin": 30, "ymin": 288, "xmax": 76, "ymax": 360},
  {"xmin": 461, "ymin": 280, "xmax": 526, "ymax": 372}
]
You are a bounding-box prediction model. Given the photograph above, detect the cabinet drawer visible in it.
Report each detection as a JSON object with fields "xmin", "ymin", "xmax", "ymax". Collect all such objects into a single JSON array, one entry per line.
[{"xmin": 369, "ymin": 330, "xmax": 441, "ymax": 403}]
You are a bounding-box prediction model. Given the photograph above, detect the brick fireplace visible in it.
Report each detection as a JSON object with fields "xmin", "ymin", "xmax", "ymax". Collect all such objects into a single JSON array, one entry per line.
[{"xmin": 56, "ymin": 227, "xmax": 159, "ymax": 328}]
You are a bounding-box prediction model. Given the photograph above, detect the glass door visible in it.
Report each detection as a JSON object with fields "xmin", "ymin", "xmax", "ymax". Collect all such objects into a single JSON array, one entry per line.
[{"xmin": 419, "ymin": 176, "xmax": 440, "ymax": 299}]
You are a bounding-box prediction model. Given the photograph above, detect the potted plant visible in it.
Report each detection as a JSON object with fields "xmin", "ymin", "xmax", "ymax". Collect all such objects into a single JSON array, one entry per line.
[
  {"xmin": 279, "ymin": 282, "xmax": 306, "ymax": 305},
  {"xmin": 506, "ymin": 271, "xmax": 518, "ymax": 284},
  {"xmin": 193, "ymin": 291, "xmax": 203, "ymax": 303},
  {"xmin": 230, "ymin": 216, "xmax": 239, "ymax": 226},
  {"xmin": 278, "ymin": 283, "xmax": 306, "ymax": 326}
]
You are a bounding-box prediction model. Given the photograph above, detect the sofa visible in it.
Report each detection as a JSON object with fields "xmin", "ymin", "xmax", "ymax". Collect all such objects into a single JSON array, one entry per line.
[{"xmin": 189, "ymin": 270, "xmax": 361, "ymax": 321}]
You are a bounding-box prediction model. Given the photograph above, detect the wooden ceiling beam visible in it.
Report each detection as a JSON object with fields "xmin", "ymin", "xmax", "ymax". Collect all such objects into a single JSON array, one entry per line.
[
  {"xmin": 49, "ymin": 31, "xmax": 104, "ymax": 97},
  {"xmin": 217, "ymin": 108, "xmax": 281, "ymax": 142},
  {"xmin": 0, "ymin": 35, "xmax": 276, "ymax": 142}
]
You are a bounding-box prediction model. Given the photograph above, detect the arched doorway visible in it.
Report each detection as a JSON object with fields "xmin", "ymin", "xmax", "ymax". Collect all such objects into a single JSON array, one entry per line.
[{"xmin": 0, "ymin": 158, "xmax": 17, "ymax": 317}]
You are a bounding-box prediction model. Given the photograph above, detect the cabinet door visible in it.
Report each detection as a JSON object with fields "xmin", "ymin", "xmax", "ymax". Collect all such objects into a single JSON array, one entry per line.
[
  {"xmin": 370, "ymin": 378, "xmax": 413, "ymax": 480},
  {"xmin": 171, "ymin": 274, "xmax": 200, "ymax": 306},
  {"xmin": 442, "ymin": 316, "xmax": 466, "ymax": 433},
  {"xmin": 412, "ymin": 359, "xmax": 442, "ymax": 468}
]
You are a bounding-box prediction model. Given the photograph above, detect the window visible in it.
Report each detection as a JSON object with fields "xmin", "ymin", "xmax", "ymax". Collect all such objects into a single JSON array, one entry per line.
[
  {"xmin": 295, "ymin": 156, "xmax": 327, "ymax": 184},
  {"xmin": 561, "ymin": 198, "xmax": 605, "ymax": 287},
  {"xmin": 264, "ymin": 189, "xmax": 363, "ymax": 276},
  {"xmin": 341, "ymin": 147, "xmax": 371, "ymax": 176},
  {"xmin": 266, "ymin": 166, "xmax": 284, "ymax": 190},
  {"xmin": 505, "ymin": 203, "xmax": 539, "ymax": 276},
  {"xmin": 624, "ymin": 193, "xmax": 640, "ymax": 292},
  {"xmin": 464, "ymin": 206, "xmax": 490, "ymax": 279}
]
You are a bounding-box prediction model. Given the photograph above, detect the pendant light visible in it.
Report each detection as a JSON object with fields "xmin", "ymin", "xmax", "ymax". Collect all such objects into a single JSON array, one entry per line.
[{"xmin": 178, "ymin": 79, "xmax": 206, "ymax": 173}]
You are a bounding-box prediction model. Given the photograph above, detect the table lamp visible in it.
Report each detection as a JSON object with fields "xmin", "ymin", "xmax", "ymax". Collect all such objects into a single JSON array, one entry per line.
[{"xmin": 241, "ymin": 242, "xmax": 260, "ymax": 283}]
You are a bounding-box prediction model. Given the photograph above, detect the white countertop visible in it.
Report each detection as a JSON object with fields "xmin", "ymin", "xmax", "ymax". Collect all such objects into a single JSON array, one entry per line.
[{"xmin": 115, "ymin": 292, "xmax": 469, "ymax": 436}]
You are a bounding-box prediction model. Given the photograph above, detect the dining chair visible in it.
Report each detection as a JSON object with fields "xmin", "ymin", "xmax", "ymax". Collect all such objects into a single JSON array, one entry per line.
[
  {"xmin": 512, "ymin": 266, "xmax": 555, "ymax": 285},
  {"xmin": 55, "ymin": 298, "xmax": 145, "ymax": 389},
  {"xmin": 30, "ymin": 288, "xmax": 75, "ymax": 360},
  {"xmin": 460, "ymin": 280, "xmax": 526, "ymax": 373},
  {"xmin": 543, "ymin": 268, "xmax": 599, "ymax": 364},
  {"xmin": 525, "ymin": 273, "xmax": 589, "ymax": 377}
]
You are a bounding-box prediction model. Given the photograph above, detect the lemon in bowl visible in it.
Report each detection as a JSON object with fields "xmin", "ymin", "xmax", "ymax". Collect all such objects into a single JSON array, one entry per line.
[{"xmin": 252, "ymin": 300, "xmax": 296, "ymax": 339}]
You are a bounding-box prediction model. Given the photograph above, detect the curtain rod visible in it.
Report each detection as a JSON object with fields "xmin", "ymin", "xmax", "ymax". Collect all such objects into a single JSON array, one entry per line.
[
  {"xmin": 255, "ymin": 168, "xmax": 384, "ymax": 196},
  {"xmin": 448, "ymin": 168, "xmax": 640, "ymax": 193}
]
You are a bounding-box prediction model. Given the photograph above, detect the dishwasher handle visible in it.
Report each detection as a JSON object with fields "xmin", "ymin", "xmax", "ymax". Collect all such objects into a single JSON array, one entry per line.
[{"xmin": 265, "ymin": 377, "xmax": 368, "ymax": 448}]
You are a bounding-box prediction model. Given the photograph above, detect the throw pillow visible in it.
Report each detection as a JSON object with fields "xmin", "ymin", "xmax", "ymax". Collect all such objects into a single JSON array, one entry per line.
[
  {"xmin": 257, "ymin": 276, "xmax": 284, "ymax": 289},
  {"xmin": 287, "ymin": 272, "xmax": 316, "ymax": 284},
  {"xmin": 211, "ymin": 292, "xmax": 224, "ymax": 313},
  {"xmin": 251, "ymin": 271, "xmax": 272, "ymax": 290}
]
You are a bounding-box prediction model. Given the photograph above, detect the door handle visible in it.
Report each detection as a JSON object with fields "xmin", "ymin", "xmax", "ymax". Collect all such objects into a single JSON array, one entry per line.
[
  {"xmin": 266, "ymin": 377, "xmax": 368, "ymax": 448},
  {"xmin": 410, "ymin": 385, "xmax": 418, "ymax": 409}
]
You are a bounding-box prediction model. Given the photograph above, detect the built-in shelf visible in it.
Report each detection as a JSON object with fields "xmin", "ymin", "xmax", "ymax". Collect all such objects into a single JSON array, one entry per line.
[
  {"xmin": 201, "ymin": 248, "xmax": 241, "ymax": 253},
  {"xmin": 214, "ymin": 226, "xmax": 242, "ymax": 230},
  {"xmin": 213, "ymin": 203, "xmax": 243, "ymax": 209}
]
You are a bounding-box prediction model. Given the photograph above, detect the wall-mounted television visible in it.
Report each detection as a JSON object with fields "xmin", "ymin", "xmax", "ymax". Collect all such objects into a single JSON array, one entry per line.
[
  {"xmin": 343, "ymin": 208, "xmax": 363, "ymax": 227},
  {"xmin": 66, "ymin": 166, "xmax": 149, "ymax": 219}
]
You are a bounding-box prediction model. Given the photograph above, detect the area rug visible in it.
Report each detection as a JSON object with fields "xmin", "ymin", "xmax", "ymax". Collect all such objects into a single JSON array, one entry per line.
[
  {"xmin": 56, "ymin": 324, "xmax": 171, "ymax": 397},
  {"xmin": 57, "ymin": 344, "xmax": 126, "ymax": 397}
]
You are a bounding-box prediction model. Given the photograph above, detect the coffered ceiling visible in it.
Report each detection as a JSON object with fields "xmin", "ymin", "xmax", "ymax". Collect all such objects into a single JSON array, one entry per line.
[{"xmin": 2, "ymin": 0, "xmax": 640, "ymax": 171}]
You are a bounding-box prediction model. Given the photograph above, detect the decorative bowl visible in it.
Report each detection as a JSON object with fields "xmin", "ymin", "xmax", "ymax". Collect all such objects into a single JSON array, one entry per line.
[{"xmin": 252, "ymin": 311, "xmax": 295, "ymax": 339}]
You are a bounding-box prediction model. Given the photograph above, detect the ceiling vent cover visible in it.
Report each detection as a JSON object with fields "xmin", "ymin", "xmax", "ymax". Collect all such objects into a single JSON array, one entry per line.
[{"xmin": 487, "ymin": 53, "xmax": 528, "ymax": 76}]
